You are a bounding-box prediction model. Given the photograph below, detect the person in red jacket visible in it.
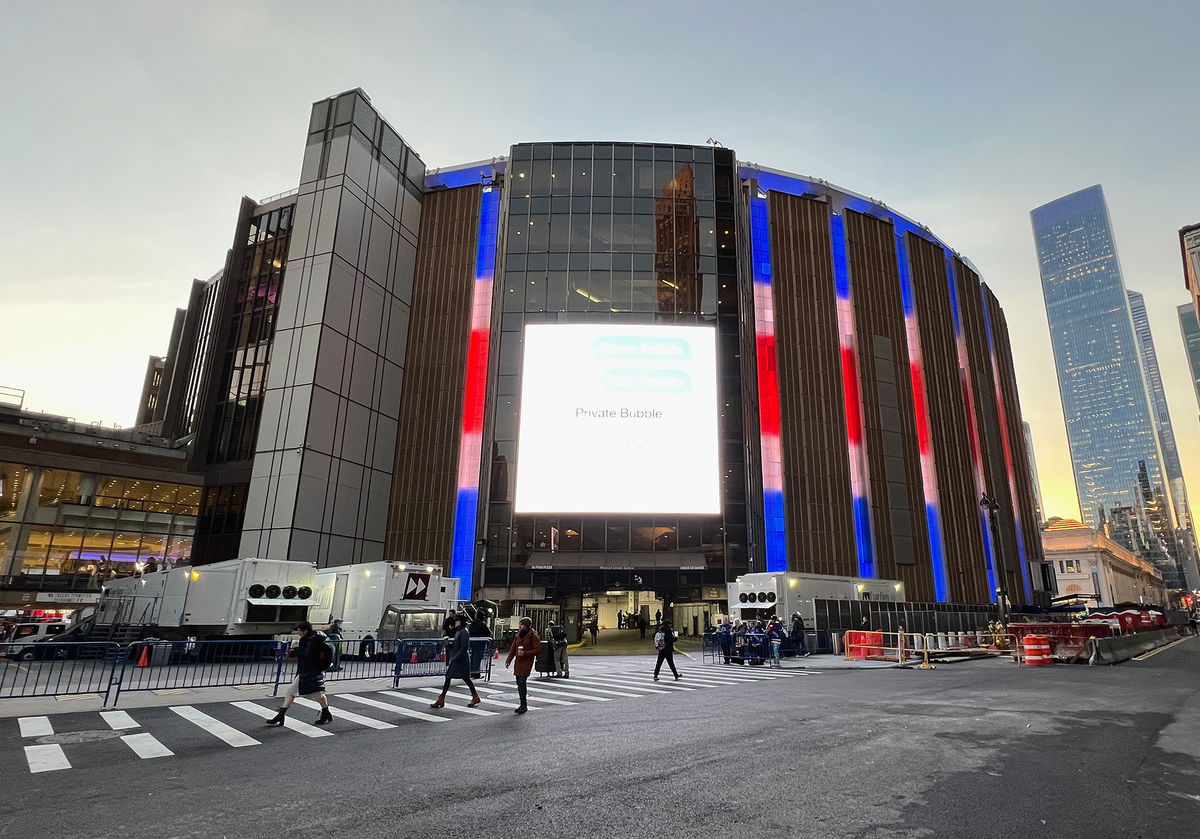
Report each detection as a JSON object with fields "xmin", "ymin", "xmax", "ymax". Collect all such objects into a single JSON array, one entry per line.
[{"xmin": 505, "ymin": 617, "xmax": 541, "ymax": 714}]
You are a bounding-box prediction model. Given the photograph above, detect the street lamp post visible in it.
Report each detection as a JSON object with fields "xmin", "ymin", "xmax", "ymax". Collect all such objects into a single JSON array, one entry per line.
[{"xmin": 980, "ymin": 492, "xmax": 1009, "ymax": 632}]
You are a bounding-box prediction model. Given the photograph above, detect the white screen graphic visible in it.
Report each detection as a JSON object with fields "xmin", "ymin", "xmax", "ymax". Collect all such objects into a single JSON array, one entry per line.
[{"xmin": 513, "ymin": 323, "xmax": 721, "ymax": 515}]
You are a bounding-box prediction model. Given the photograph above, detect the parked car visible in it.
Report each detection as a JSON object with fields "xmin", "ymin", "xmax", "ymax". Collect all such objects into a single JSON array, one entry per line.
[{"xmin": 0, "ymin": 622, "xmax": 70, "ymax": 661}]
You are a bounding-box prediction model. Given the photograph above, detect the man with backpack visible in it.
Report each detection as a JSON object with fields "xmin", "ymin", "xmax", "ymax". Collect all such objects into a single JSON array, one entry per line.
[
  {"xmin": 652, "ymin": 619, "xmax": 681, "ymax": 681},
  {"xmin": 267, "ymin": 620, "xmax": 334, "ymax": 726}
]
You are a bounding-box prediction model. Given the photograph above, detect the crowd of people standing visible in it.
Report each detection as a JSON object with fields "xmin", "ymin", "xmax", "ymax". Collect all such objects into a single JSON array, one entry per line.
[{"xmin": 711, "ymin": 612, "xmax": 811, "ymax": 666}]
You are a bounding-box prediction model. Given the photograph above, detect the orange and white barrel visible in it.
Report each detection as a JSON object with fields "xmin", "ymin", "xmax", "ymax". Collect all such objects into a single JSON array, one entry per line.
[{"xmin": 1022, "ymin": 634, "xmax": 1052, "ymax": 666}]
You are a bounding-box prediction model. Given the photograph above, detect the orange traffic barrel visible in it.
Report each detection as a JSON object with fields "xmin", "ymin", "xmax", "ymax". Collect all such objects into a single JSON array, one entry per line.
[{"xmin": 1022, "ymin": 634, "xmax": 1052, "ymax": 666}]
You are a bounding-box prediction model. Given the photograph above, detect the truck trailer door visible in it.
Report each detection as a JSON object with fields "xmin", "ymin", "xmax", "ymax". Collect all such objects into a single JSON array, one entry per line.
[{"xmin": 329, "ymin": 573, "xmax": 350, "ymax": 624}]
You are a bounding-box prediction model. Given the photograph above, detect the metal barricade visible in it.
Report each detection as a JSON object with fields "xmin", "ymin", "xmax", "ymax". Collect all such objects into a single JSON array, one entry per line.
[
  {"xmin": 0, "ymin": 641, "xmax": 123, "ymax": 705},
  {"xmin": 114, "ymin": 639, "xmax": 286, "ymax": 705},
  {"xmin": 389, "ymin": 638, "xmax": 495, "ymax": 686}
]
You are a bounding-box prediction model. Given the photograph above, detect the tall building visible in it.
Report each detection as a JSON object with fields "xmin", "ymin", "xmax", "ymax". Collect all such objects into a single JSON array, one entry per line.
[
  {"xmin": 1127, "ymin": 291, "xmax": 1193, "ymax": 538},
  {"xmin": 1022, "ymin": 421, "xmax": 1045, "ymax": 523},
  {"xmin": 1181, "ymin": 222, "xmax": 1200, "ymax": 324},
  {"xmin": 68, "ymin": 89, "xmax": 1049, "ymax": 621},
  {"xmin": 1031, "ymin": 188, "xmax": 1168, "ymax": 522},
  {"xmin": 1181, "ymin": 303, "xmax": 1200, "ymax": 416}
]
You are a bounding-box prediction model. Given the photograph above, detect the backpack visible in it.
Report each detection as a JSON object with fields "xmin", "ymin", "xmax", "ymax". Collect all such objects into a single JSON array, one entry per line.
[
  {"xmin": 654, "ymin": 631, "xmax": 665, "ymax": 650},
  {"xmin": 311, "ymin": 635, "xmax": 336, "ymax": 671}
]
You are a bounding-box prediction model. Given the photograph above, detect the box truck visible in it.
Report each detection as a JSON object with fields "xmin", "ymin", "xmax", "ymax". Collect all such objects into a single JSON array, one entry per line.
[
  {"xmin": 94, "ymin": 558, "xmax": 318, "ymax": 639},
  {"xmin": 727, "ymin": 572, "xmax": 906, "ymax": 623},
  {"xmin": 311, "ymin": 561, "xmax": 460, "ymax": 641}
]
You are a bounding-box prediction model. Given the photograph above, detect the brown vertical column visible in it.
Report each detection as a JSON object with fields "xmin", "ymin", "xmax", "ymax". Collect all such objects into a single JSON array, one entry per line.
[
  {"xmin": 767, "ymin": 192, "xmax": 856, "ymax": 576},
  {"xmin": 844, "ymin": 210, "xmax": 933, "ymax": 601},
  {"xmin": 984, "ymin": 286, "xmax": 1047, "ymax": 602},
  {"xmin": 957, "ymin": 261, "xmax": 1023, "ymax": 602},
  {"xmin": 386, "ymin": 186, "xmax": 482, "ymax": 570},
  {"xmin": 908, "ymin": 235, "xmax": 988, "ymax": 603}
]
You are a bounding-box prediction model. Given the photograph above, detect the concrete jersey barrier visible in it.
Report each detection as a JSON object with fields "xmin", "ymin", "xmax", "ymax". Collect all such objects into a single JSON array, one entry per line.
[{"xmin": 1089, "ymin": 629, "xmax": 1180, "ymax": 665}]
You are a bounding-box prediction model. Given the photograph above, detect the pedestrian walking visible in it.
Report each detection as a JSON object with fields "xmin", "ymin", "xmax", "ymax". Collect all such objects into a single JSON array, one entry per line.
[
  {"xmin": 536, "ymin": 621, "xmax": 558, "ymax": 677},
  {"xmin": 505, "ymin": 616, "xmax": 541, "ymax": 714},
  {"xmin": 549, "ymin": 620, "xmax": 570, "ymax": 677},
  {"xmin": 588, "ymin": 616, "xmax": 599, "ymax": 646},
  {"xmin": 767, "ymin": 623, "xmax": 784, "ymax": 668},
  {"xmin": 655, "ymin": 609, "xmax": 662, "ymax": 624},
  {"xmin": 468, "ymin": 612, "xmax": 493, "ymax": 679},
  {"xmin": 653, "ymin": 620, "xmax": 681, "ymax": 681},
  {"xmin": 267, "ymin": 621, "xmax": 333, "ymax": 726},
  {"xmin": 638, "ymin": 615, "xmax": 647, "ymax": 640},
  {"xmin": 617, "ymin": 610, "xmax": 625, "ymax": 629},
  {"xmin": 790, "ymin": 611, "xmax": 811, "ymax": 657},
  {"xmin": 428, "ymin": 615, "xmax": 482, "ymax": 709},
  {"xmin": 325, "ymin": 618, "xmax": 344, "ymax": 671}
]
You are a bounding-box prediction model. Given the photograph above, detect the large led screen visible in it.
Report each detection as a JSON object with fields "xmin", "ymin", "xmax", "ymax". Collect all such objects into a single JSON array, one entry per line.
[{"xmin": 513, "ymin": 323, "xmax": 722, "ymax": 515}]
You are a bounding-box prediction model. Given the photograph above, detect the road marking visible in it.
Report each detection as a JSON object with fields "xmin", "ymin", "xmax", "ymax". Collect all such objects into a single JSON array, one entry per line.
[
  {"xmin": 565, "ymin": 676, "xmax": 674, "ymax": 695},
  {"xmin": 18, "ymin": 716, "xmax": 53, "ymax": 738},
  {"xmin": 477, "ymin": 685, "xmax": 578, "ymax": 706},
  {"xmin": 585, "ymin": 674, "xmax": 697, "ymax": 691},
  {"xmin": 524, "ymin": 684, "xmax": 612, "ymax": 702},
  {"xmin": 342, "ymin": 692, "xmax": 455, "ymax": 721},
  {"xmin": 293, "ymin": 697, "xmax": 397, "ymax": 730},
  {"xmin": 379, "ymin": 690, "xmax": 496, "ymax": 718},
  {"xmin": 232, "ymin": 701, "xmax": 333, "ymax": 738},
  {"xmin": 419, "ymin": 687, "xmax": 534, "ymax": 711},
  {"xmin": 655, "ymin": 673, "xmax": 746, "ymax": 686},
  {"xmin": 527, "ymin": 680, "xmax": 643, "ymax": 699},
  {"xmin": 121, "ymin": 732, "xmax": 174, "ymax": 759},
  {"xmin": 686, "ymin": 670, "xmax": 789, "ymax": 682},
  {"xmin": 24, "ymin": 744, "xmax": 71, "ymax": 773},
  {"xmin": 100, "ymin": 710, "xmax": 139, "ymax": 730},
  {"xmin": 1131, "ymin": 637, "xmax": 1189, "ymax": 660},
  {"xmin": 170, "ymin": 705, "xmax": 260, "ymax": 747}
]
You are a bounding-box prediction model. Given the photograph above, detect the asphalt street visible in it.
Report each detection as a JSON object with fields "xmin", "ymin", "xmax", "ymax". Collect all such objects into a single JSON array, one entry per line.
[{"xmin": 3, "ymin": 640, "xmax": 1198, "ymax": 839}]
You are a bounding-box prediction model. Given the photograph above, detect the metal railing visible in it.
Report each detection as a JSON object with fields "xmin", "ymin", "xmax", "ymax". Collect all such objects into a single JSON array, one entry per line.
[
  {"xmin": 0, "ymin": 642, "xmax": 122, "ymax": 705},
  {"xmin": 0, "ymin": 636, "xmax": 496, "ymax": 706},
  {"xmin": 701, "ymin": 631, "xmax": 822, "ymax": 664},
  {"xmin": 841, "ymin": 630, "xmax": 1022, "ymax": 667}
]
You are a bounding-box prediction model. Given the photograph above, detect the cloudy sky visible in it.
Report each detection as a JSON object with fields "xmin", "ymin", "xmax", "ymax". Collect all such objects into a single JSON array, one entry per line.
[{"xmin": 3, "ymin": 1, "xmax": 1197, "ymax": 523}]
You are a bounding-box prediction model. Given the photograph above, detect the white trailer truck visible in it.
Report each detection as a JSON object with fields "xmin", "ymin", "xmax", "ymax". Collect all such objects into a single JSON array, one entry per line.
[
  {"xmin": 95, "ymin": 558, "xmax": 318, "ymax": 639},
  {"xmin": 311, "ymin": 561, "xmax": 460, "ymax": 641},
  {"xmin": 727, "ymin": 572, "xmax": 906, "ymax": 623}
]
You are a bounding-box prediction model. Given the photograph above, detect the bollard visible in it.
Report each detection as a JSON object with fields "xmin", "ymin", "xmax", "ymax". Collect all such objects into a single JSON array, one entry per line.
[{"xmin": 925, "ymin": 632, "xmax": 936, "ymax": 653}]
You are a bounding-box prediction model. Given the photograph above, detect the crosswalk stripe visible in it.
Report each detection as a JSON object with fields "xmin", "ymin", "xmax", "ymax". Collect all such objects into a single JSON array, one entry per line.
[
  {"xmin": 653, "ymin": 673, "xmax": 746, "ymax": 686},
  {"xmin": 565, "ymin": 676, "xmax": 674, "ymax": 695},
  {"xmin": 699, "ymin": 668, "xmax": 796, "ymax": 679},
  {"xmin": 293, "ymin": 697, "xmax": 397, "ymax": 730},
  {"xmin": 18, "ymin": 716, "xmax": 52, "ymax": 738},
  {"xmin": 477, "ymin": 686, "xmax": 577, "ymax": 706},
  {"xmin": 676, "ymin": 671, "xmax": 781, "ymax": 683},
  {"xmin": 340, "ymin": 693, "xmax": 455, "ymax": 722},
  {"xmin": 170, "ymin": 705, "xmax": 260, "ymax": 747},
  {"xmin": 527, "ymin": 680, "xmax": 643, "ymax": 699},
  {"xmin": 378, "ymin": 690, "xmax": 497, "ymax": 717},
  {"xmin": 524, "ymin": 684, "xmax": 612, "ymax": 702},
  {"xmin": 100, "ymin": 710, "xmax": 139, "ymax": 730},
  {"xmin": 24, "ymin": 744, "xmax": 70, "ymax": 773},
  {"xmin": 121, "ymin": 732, "xmax": 174, "ymax": 759},
  {"xmin": 583, "ymin": 674, "xmax": 695, "ymax": 692},
  {"xmin": 420, "ymin": 687, "xmax": 533, "ymax": 711},
  {"xmin": 232, "ymin": 701, "xmax": 333, "ymax": 738}
]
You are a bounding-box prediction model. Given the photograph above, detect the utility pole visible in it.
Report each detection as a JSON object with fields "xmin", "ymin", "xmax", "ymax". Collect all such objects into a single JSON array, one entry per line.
[{"xmin": 980, "ymin": 492, "xmax": 1009, "ymax": 631}]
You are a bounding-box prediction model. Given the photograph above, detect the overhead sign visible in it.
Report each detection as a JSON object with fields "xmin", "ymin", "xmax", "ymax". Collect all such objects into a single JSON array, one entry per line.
[
  {"xmin": 35, "ymin": 592, "xmax": 101, "ymax": 604},
  {"xmin": 403, "ymin": 573, "xmax": 431, "ymax": 601}
]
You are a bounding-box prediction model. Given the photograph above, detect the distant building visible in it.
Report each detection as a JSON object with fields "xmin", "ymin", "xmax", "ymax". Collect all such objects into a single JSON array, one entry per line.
[
  {"xmin": 1042, "ymin": 518, "xmax": 1166, "ymax": 608},
  {"xmin": 1180, "ymin": 303, "xmax": 1200, "ymax": 418},
  {"xmin": 1022, "ymin": 421, "xmax": 1045, "ymax": 524},
  {"xmin": 1181, "ymin": 222, "xmax": 1200, "ymax": 325}
]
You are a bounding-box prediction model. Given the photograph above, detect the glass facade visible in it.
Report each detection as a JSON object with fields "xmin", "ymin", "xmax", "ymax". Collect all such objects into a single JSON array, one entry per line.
[
  {"xmin": 480, "ymin": 142, "xmax": 750, "ymax": 599},
  {"xmin": 0, "ymin": 461, "xmax": 198, "ymax": 587},
  {"xmin": 1180, "ymin": 303, "xmax": 1200, "ymax": 414},
  {"xmin": 1031, "ymin": 186, "xmax": 1167, "ymax": 529}
]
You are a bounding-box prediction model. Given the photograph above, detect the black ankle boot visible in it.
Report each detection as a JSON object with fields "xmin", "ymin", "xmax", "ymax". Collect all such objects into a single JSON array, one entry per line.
[
  {"xmin": 315, "ymin": 707, "xmax": 333, "ymax": 725},
  {"xmin": 514, "ymin": 704, "xmax": 528, "ymax": 714},
  {"xmin": 266, "ymin": 708, "xmax": 286, "ymax": 726}
]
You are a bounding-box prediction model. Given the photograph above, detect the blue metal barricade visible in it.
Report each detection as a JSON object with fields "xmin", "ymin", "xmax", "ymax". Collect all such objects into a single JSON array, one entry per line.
[
  {"xmin": 113, "ymin": 639, "xmax": 286, "ymax": 705},
  {"xmin": 0, "ymin": 641, "xmax": 123, "ymax": 705}
]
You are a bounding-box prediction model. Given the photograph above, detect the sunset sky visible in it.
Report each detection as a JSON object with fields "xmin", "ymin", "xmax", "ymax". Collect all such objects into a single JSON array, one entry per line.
[{"xmin": 3, "ymin": 1, "xmax": 1198, "ymax": 524}]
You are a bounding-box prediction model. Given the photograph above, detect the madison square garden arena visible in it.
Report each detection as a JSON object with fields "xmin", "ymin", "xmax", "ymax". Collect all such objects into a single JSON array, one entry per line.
[{"xmin": 7, "ymin": 90, "xmax": 1047, "ymax": 635}]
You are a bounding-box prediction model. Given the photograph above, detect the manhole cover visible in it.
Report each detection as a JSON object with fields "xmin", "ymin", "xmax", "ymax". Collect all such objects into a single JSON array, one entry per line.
[{"xmin": 37, "ymin": 730, "xmax": 125, "ymax": 745}]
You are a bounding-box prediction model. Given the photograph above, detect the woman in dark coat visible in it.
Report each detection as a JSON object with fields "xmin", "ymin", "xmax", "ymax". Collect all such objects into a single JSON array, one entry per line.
[
  {"xmin": 429, "ymin": 615, "xmax": 482, "ymax": 709},
  {"xmin": 267, "ymin": 620, "xmax": 333, "ymax": 726}
]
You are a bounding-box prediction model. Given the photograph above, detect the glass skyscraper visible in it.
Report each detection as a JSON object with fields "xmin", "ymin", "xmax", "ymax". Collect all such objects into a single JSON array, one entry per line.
[{"xmin": 1031, "ymin": 186, "xmax": 1168, "ymax": 529}]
